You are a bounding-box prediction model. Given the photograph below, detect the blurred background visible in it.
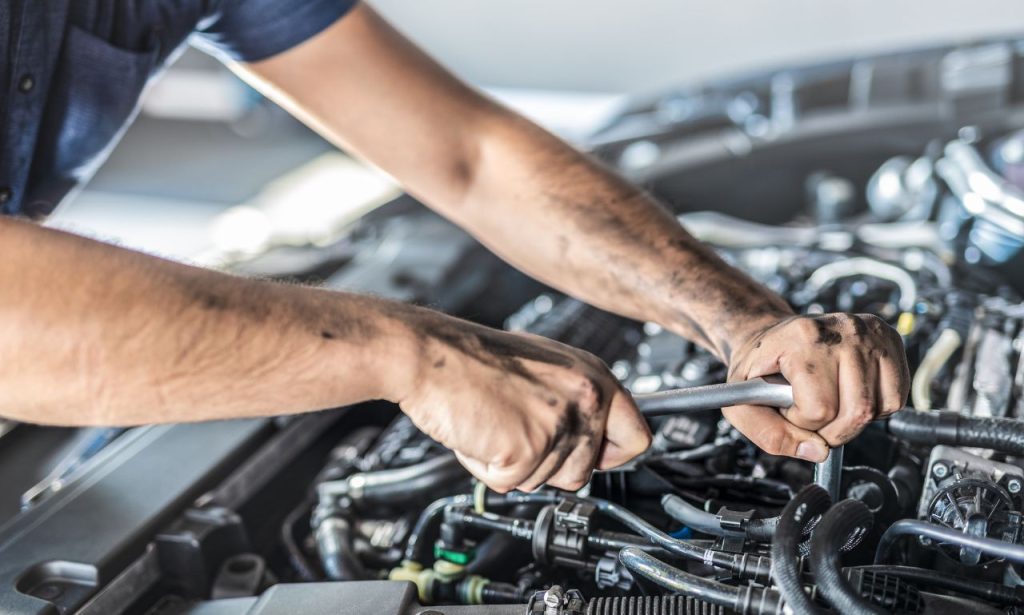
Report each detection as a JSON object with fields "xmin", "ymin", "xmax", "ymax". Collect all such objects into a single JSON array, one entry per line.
[{"xmin": 49, "ymin": 0, "xmax": 1024, "ymax": 262}]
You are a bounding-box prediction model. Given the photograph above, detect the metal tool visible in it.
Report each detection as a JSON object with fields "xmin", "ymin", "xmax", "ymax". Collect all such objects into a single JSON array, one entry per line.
[
  {"xmin": 634, "ymin": 376, "xmax": 794, "ymax": 416},
  {"xmin": 814, "ymin": 445, "xmax": 844, "ymax": 500},
  {"xmin": 627, "ymin": 377, "xmax": 845, "ymax": 500}
]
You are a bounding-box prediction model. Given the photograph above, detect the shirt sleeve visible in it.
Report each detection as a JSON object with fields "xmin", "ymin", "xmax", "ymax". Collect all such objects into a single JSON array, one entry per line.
[{"xmin": 192, "ymin": 0, "xmax": 358, "ymax": 63}]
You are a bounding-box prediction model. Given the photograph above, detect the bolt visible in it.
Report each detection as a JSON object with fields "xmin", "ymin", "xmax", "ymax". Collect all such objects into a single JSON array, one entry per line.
[
  {"xmin": 932, "ymin": 463, "xmax": 949, "ymax": 479},
  {"xmin": 543, "ymin": 585, "xmax": 563, "ymax": 615},
  {"xmin": 1009, "ymin": 479, "xmax": 1022, "ymax": 494}
]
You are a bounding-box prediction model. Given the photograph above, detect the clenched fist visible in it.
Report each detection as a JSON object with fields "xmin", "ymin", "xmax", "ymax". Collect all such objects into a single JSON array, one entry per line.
[
  {"xmin": 724, "ymin": 313, "xmax": 910, "ymax": 461},
  {"xmin": 388, "ymin": 306, "xmax": 651, "ymax": 492}
]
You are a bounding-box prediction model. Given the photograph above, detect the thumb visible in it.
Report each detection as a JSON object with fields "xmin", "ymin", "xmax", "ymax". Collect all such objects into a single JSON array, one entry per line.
[
  {"xmin": 597, "ymin": 388, "xmax": 652, "ymax": 470},
  {"xmin": 722, "ymin": 404, "xmax": 829, "ymax": 462},
  {"xmin": 453, "ymin": 450, "xmax": 522, "ymax": 494}
]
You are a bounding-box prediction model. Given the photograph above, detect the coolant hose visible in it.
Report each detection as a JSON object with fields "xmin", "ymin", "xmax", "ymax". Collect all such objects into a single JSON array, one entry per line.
[
  {"xmin": 874, "ymin": 519, "xmax": 1024, "ymax": 566},
  {"xmin": 315, "ymin": 517, "xmax": 367, "ymax": 581},
  {"xmin": 618, "ymin": 547, "xmax": 783, "ymax": 614},
  {"xmin": 404, "ymin": 494, "xmax": 472, "ymax": 563},
  {"xmin": 589, "ymin": 496, "xmax": 773, "ymax": 582},
  {"xmin": 809, "ymin": 499, "xmax": 885, "ymax": 615},
  {"xmin": 662, "ymin": 493, "xmax": 778, "ymax": 541},
  {"xmin": 771, "ymin": 485, "xmax": 831, "ymax": 614},
  {"xmin": 888, "ymin": 411, "xmax": 1024, "ymax": 455},
  {"xmin": 404, "ymin": 491, "xmax": 559, "ymax": 563},
  {"xmin": 911, "ymin": 328, "xmax": 961, "ymax": 410},
  {"xmin": 618, "ymin": 547, "xmax": 740, "ymax": 608},
  {"xmin": 319, "ymin": 454, "xmax": 466, "ymax": 508}
]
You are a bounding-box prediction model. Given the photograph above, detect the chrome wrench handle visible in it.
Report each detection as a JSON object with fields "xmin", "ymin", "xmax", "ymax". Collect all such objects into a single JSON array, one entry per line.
[{"xmin": 634, "ymin": 376, "xmax": 794, "ymax": 416}]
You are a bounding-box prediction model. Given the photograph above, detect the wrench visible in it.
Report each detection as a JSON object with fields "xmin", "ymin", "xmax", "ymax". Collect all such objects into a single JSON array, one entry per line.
[
  {"xmin": 633, "ymin": 375, "xmax": 793, "ymax": 416},
  {"xmin": 625, "ymin": 377, "xmax": 845, "ymax": 499}
]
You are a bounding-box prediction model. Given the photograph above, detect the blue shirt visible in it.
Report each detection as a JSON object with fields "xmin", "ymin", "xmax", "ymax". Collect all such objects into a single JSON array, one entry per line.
[{"xmin": 1, "ymin": 0, "xmax": 356, "ymax": 219}]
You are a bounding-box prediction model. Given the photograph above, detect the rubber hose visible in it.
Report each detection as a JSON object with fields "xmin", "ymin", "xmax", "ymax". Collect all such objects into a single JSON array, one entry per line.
[
  {"xmin": 911, "ymin": 328, "xmax": 961, "ymax": 410},
  {"xmin": 888, "ymin": 411, "xmax": 1024, "ymax": 455},
  {"xmin": 618, "ymin": 547, "xmax": 739, "ymax": 607},
  {"xmin": 589, "ymin": 496, "xmax": 773, "ymax": 581},
  {"xmin": 809, "ymin": 500, "xmax": 885, "ymax": 615},
  {"xmin": 662, "ymin": 493, "xmax": 778, "ymax": 541},
  {"xmin": 405, "ymin": 492, "xmax": 559, "ymax": 563},
  {"xmin": 404, "ymin": 494, "xmax": 472, "ymax": 563},
  {"xmin": 874, "ymin": 519, "xmax": 1024, "ymax": 565},
  {"xmin": 315, "ymin": 517, "xmax": 367, "ymax": 581},
  {"xmin": 479, "ymin": 582, "xmax": 521, "ymax": 604},
  {"xmin": 346, "ymin": 454, "xmax": 467, "ymax": 506},
  {"xmin": 771, "ymin": 485, "xmax": 831, "ymax": 614}
]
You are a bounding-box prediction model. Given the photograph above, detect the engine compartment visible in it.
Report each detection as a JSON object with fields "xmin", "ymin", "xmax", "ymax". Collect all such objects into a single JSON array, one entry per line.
[{"xmin": 4, "ymin": 36, "xmax": 1024, "ymax": 615}]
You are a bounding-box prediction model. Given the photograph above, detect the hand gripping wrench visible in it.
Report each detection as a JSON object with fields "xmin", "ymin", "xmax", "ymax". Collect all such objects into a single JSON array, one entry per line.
[{"xmin": 630, "ymin": 376, "xmax": 844, "ymax": 499}]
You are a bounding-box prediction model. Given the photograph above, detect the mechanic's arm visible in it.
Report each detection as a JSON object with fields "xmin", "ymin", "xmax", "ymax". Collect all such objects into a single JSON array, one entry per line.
[
  {"xmin": 239, "ymin": 2, "xmax": 910, "ymax": 462},
  {"xmin": 0, "ymin": 218, "xmax": 647, "ymax": 491}
]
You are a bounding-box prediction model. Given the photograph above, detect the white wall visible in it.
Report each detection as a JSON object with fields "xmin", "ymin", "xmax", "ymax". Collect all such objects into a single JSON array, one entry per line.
[{"xmin": 370, "ymin": 0, "xmax": 1024, "ymax": 93}]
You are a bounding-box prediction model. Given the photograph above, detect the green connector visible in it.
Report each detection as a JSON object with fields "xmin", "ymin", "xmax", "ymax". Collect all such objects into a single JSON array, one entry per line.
[{"xmin": 433, "ymin": 545, "xmax": 475, "ymax": 566}]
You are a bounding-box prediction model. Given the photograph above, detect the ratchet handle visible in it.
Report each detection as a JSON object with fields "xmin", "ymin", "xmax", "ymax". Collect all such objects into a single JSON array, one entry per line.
[{"xmin": 635, "ymin": 376, "xmax": 794, "ymax": 416}]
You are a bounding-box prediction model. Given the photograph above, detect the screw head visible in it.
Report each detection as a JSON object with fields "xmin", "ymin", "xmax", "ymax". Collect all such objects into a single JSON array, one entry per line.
[
  {"xmin": 932, "ymin": 463, "xmax": 949, "ymax": 479},
  {"xmin": 1009, "ymin": 479, "xmax": 1022, "ymax": 494},
  {"xmin": 543, "ymin": 585, "xmax": 563, "ymax": 608}
]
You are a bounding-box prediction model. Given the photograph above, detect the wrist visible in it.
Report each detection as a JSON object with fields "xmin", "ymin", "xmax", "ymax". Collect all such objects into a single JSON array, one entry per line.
[{"xmin": 663, "ymin": 305, "xmax": 793, "ymax": 363}]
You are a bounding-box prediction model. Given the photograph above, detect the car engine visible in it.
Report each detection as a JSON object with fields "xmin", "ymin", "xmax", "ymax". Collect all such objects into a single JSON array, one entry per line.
[{"xmin": 3, "ymin": 37, "xmax": 1024, "ymax": 615}]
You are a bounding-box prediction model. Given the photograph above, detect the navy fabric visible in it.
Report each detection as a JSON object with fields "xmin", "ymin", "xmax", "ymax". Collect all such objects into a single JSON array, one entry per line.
[{"xmin": 2, "ymin": 0, "xmax": 356, "ymax": 219}]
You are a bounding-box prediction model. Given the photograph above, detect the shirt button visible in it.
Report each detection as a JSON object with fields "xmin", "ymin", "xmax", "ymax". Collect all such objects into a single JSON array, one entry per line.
[
  {"xmin": 18, "ymin": 74, "xmax": 35, "ymax": 93},
  {"xmin": 0, "ymin": 187, "xmax": 11, "ymax": 204}
]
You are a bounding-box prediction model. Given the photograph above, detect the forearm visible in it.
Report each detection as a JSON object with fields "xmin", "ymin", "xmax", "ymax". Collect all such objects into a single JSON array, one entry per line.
[
  {"xmin": 0, "ymin": 218, "xmax": 416, "ymax": 425},
  {"xmin": 238, "ymin": 4, "xmax": 789, "ymax": 359},
  {"xmin": 455, "ymin": 111, "xmax": 791, "ymax": 360}
]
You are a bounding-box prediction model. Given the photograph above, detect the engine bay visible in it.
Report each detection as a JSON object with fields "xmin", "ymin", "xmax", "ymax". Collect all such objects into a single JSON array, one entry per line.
[{"xmin": 4, "ymin": 37, "xmax": 1024, "ymax": 615}]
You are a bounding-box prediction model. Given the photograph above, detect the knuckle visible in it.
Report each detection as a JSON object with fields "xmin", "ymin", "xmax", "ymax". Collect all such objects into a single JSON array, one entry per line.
[
  {"xmin": 796, "ymin": 403, "xmax": 835, "ymax": 425},
  {"xmin": 637, "ymin": 430, "xmax": 653, "ymax": 453},
  {"xmin": 564, "ymin": 475, "xmax": 589, "ymax": 491},
  {"xmin": 573, "ymin": 377, "xmax": 603, "ymax": 411},
  {"xmin": 796, "ymin": 318, "xmax": 820, "ymax": 340},
  {"xmin": 882, "ymin": 397, "xmax": 904, "ymax": 415},
  {"xmin": 848, "ymin": 400, "xmax": 876, "ymax": 425}
]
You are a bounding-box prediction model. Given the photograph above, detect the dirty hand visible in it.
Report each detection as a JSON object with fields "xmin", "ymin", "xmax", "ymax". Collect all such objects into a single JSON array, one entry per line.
[
  {"xmin": 392, "ymin": 310, "xmax": 651, "ymax": 492},
  {"xmin": 723, "ymin": 313, "xmax": 909, "ymax": 461}
]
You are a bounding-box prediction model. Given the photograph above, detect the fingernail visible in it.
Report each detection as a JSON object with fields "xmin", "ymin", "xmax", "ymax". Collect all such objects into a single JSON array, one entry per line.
[{"xmin": 796, "ymin": 441, "xmax": 828, "ymax": 463}]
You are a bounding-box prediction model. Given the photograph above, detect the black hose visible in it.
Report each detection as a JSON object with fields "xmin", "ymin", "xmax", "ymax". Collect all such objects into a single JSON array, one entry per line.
[
  {"xmin": 589, "ymin": 497, "xmax": 719, "ymax": 562},
  {"xmin": 281, "ymin": 497, "xmax": 318, "ymax": 581},
  {"xmin": 315, "ymin": 517, "xmax": 367, "ymax": 581},
  {"xmin": 874, "ymin": 519, "xmax": 1024, "ymax": 566},
  {"xmin": 661, "ymin": 494, "xmax": 778, "ymax": 541},
  {"xmin": 479, "ymin": 582, "xmax": 521, "ymax": 604},
  {"xmin": 771, "ymin": 485, "xmax": 831, "ymax": 614},
  {"xmin": 810, "ymin": 499, "xmax": 884, "ymax": 615},
  {"xmin": 618, "ymin": 547, "xmax": 784, "ymax": 615},
  {"xmin": 618, "ymin": 547, "xmax": 740, "ymax": 607},
  {"xmin": 404, "ymin": 494, "xmax": 473, "ymax": 563},
  {"xmin": 405, "ymin": 491, "xmax": 559, "ymax": 563},
  {"xmin": 854, "ymin": 565, "xmax": 1024, "ymax": 606},
  {"xmin": 343, "ymin": 454, "xmax": 467, "ymax": 506},
  {"xmin": 588, "ymin": 495, "xmax": 773, "ymax": 582},
  {"xmin": 888, "ymin": 411, "xmax": 1024, "ymax": 455}
]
